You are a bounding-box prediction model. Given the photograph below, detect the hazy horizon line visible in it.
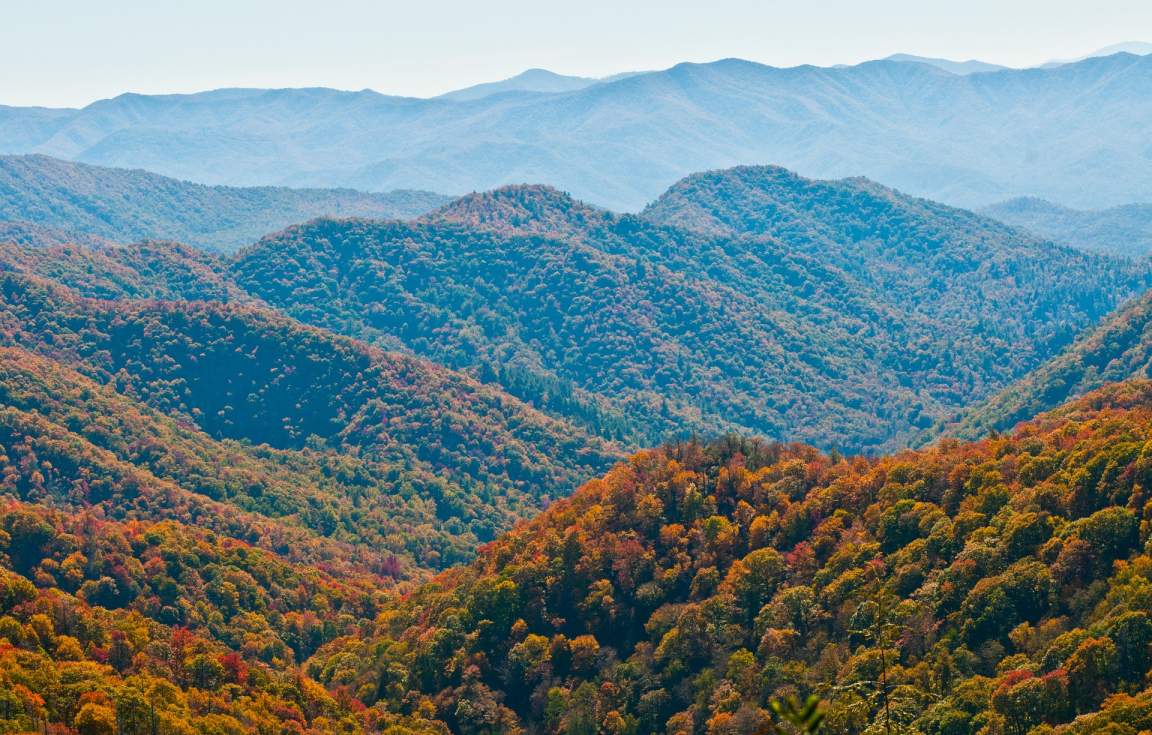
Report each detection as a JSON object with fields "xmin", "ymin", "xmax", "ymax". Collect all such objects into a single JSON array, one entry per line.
[{"xmin": 6, "ymin": 41, "xmax": 1148, "ymax": 111}]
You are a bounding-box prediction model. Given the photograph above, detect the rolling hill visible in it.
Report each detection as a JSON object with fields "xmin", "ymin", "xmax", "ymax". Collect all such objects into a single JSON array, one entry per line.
[
  {"xmin": 230, "ymin": 168, "xmax": 1148, "ymax": 453},
  {"xmin": 9, "ymin": 358, "xmax": 1152, "ymax": 734},
  {"xmin": 0, "ymin": 154, "xmax": 450, "ymax": 251},
  {"xmin": 0, "ymin": 267, "xmax": 622, "ymax": 566},
  {"xmin": 3, "ymin": 53, "xmax": 1152, "ymax": 210},
  {"xmin": 302, "ymin": 379, "xmax": 1152, "ymax": 733},
  {"xmin": 981, "ymin": 197, "xmax": 1152, "ymax": 259}
]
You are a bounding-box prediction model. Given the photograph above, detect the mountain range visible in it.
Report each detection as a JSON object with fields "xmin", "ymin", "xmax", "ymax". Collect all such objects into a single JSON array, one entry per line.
[
  {"xmin": 4, "ymin": 52, "xmax": 1152, "ymax": 210},
  {"xmin": 177, "ymin": 165, "xmax": 1152, "ymax": 449},
  {"xmin": 7, "ymin": 126, "xmax": 1152, "ymax": 733},
  {"xmin": 981, "ymin": 196, "xmax": 1152, "ymax": 259},
  {"xmin": 0, "ymin": 158, "xmax": 1145, "ymax": 455}
]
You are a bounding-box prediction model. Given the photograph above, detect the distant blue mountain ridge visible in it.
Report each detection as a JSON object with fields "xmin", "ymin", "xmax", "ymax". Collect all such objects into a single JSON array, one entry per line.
[{"xmin": 2, "ymin": 49, "xmax": 1151, "ymax": 211}]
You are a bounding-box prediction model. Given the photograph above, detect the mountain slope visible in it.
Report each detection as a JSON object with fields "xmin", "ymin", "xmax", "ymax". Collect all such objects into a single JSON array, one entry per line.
[
  {"xmin": 231, "ymin": 172, "xmax": 1146, "ymax": 453},
  {"xmin": 0, "ymin": 270, "xmax": 621, "ymax": 558},
  {"xmin": 0, "ymin": 220, "xmax": 113, "ymax": 249},
  {"xmin": 0, "ymin": 239, "xmax": 248, "ymax": 301},
  {"xmin": 3, "ymin": 54, "xmax": 1152, "ymax": 209},
  {"xmin": 0, "ymin": 343, "xmax": 497, "ymax": 572},
  {"xmin": 0, "ymin": 154, "xmax": 451, "ymax": 251},
  {"xmin": 638, "ymin": 166, "xmax": 1136, "ymax": 333},
  {"xmin": 0, "ymin": 494, "xmax": 395, "ymax": 735},
  {"xmin": 981, "ymin": 197, "xmax": 1152, "ymax": 259},
  {"xmin": 947, "ymin": 288, "xmax": 1152, "ymax": 440},
  {"xmin": 307, "ymin": 380, "xmax": 1152, "ymax": 733}
]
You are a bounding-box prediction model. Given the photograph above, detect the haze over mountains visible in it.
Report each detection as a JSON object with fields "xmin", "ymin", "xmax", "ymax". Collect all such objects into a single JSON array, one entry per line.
[
  {"xmin": 981, "ymin": 196, "xmax": 1152, "ymax": 259},
  {"xmin": 880, "ymin": 53, "xmax": 1008, "ymax": 75},
  {"xmin": 4, "ymin": 51, "xmax": 1152, "ymax": 211},
  {"xmin": 0, "ymin": 154, "xmax": 449, "ymax": 251}
]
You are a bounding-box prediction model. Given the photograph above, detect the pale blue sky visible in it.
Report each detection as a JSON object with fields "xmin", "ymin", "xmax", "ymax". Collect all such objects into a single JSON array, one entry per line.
[{"xmin": 4, "ymin": 0, "xmax": 1150, "ymax": 108}]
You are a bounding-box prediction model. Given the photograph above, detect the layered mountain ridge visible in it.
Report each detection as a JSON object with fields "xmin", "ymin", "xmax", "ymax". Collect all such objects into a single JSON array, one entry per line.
[
  {"xmin": 981, "ymin": 196, "xmax": 1152, "ymax": 259},
  {"xmin": 4, "ymin": 53, "xmax": 1152, "ymax": 209},
  {"xmin": 2, "ymin": 149, "xmax": 1152, "ymax": 735}
]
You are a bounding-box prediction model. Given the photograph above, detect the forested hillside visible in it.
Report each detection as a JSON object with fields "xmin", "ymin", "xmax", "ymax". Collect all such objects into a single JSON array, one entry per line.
[
  {"xmin": 0, "ymin": 155, "xmax": 450, "ymax": 251},
  {"xmin": 9, "ymin": 371, "xmax": 1152, "ymax": 734},
  {"xmin": 0, "ymin": 240, "xmax": 246, "ymax": 302},
  {"xmin": 640, "ymin": 166, "xmax": 1124, "ymax": 339},
  {"xmin": 2, "ymin": 157, "xmax": 1151, "ymax": 735},
  {"xmin": 232, "ymin": 173, "xmax": 1147, "ymax": 452},
  {"xmin": 0, "ymin": 269, "xmax": 621, "ymax": 563},
  {"xmin": 1, "ymin": 163, "xmax": 1143, "ymax": 455},
  {"xmin": 305, "ymin": 380, "xmax": 1152, "ymax": 734},
  {"xmin": 948, "ymin": 289, "xmax": 1152, "ymax": 440}
]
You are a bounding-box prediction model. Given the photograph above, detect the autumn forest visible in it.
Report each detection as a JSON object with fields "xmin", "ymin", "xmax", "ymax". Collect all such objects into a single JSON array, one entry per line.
[{"xmin": 4, "ymin": 43, "xmax": 1152, "ymax": 735}]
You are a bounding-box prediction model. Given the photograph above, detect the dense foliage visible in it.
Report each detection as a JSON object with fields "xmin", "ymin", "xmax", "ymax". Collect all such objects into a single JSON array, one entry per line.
[
  {"xmin": 949, "ymin": 289, "xmax": 1152, "ymax": 441},
  {"xmin": 232, "ymin": 175, "xmax": 1146, "ymax": 452},
  {"xmin": 0, "ymin": 344, "xmax": 512, "ymax": 572},
  {"xmin": 0, "ymin": 221, "xmax": 111, "ymax": 250},
  {"xmin": 0, "ymin": 272, "xmax": 620, "ymax": 566},
  {"xmin": 3, "ymin": 160, "xmax": 1152, "ymax": 735},
  {"xmin": 307, "ymin": 381, "xmax": 1152, "ymax": 735},
  {"xmin": 640, "ymin": 166, "xmax": 1141, "ymax": 345},
  {"xmin": 0, "ymin": 154, "xmax": 450, "ymax": 252},
  {"xmin": 0, "ymin": 241, "xmax": 246, "ymax": 302},
  {"xmin": 0, "ymin": 496, "xmax": 393, "ymax": 735}
]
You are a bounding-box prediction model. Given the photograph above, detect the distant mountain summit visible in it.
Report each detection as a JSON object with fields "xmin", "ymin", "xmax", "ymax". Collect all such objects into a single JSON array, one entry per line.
[
  {"xmin": 1041, "ymin": 40, "xmax": 1152, "ymax": 67},
  {"xmin": 883, "ymin": 53, "xmax": 1008, "ymax": 74},
  {"xmin": 437, "ymin": 68, "xmax": 602, "ymax": 101}
]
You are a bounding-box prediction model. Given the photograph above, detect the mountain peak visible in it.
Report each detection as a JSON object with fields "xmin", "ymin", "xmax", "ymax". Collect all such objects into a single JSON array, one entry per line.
[
  {"xmin": 1040, "ymin": 41, "xmax": 1152, "ymax": 67},
  {"xmin": 640, "ymin": 164, "xmax": 821, "ymax": 236},
  {"xmin": 436, "ymin": 69, "xmax": 599, "ymax": 101},
  {"xmin": 422, "ymin": 184, "xmax": 614, "ymax": 236}
]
